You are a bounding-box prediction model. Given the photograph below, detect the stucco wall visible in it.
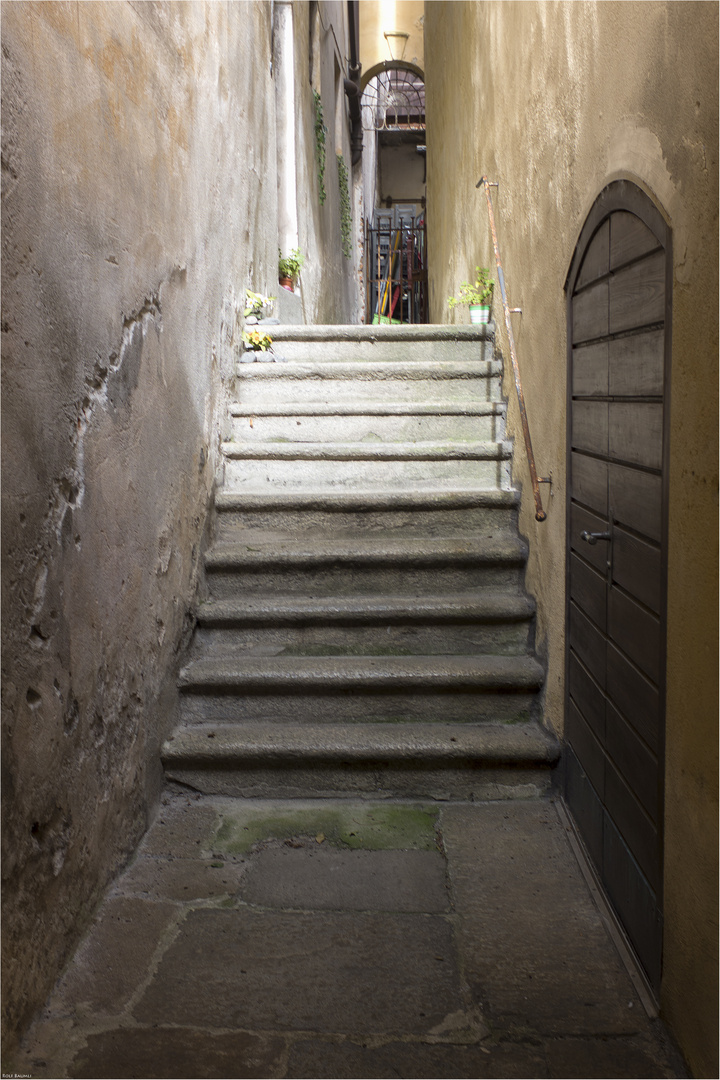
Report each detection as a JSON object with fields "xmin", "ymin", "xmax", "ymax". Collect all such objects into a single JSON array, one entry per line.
[
  {"xmin": 0, "ymin": 0, "xmax": 291, "ymax": 1048},
  {"xmin": 359, "ymin": 0, "xmax": 425, "ymax": 77},
  {"xmin": 425, "ymin": 2, "xmax": 718, "ymax": 1075},
  {"xmin": 294, "ymin": 0, "xmax": 361, "ymax": 323}
]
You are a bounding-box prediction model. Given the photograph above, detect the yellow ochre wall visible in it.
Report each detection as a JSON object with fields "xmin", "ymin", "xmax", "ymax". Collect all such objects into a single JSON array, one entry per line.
[
  {"xmin": 425, "ymin": 3, "xmax": 718, "ymax": 1076},
  {"xmin": 359, "ymin": 0, "xmax": 425, "ymax": 82}
]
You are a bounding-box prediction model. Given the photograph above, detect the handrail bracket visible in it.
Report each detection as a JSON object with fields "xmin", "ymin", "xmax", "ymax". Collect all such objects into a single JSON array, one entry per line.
[{"xmin": 478, "ymin": 176, "xmax": 548, "ymax": 523}]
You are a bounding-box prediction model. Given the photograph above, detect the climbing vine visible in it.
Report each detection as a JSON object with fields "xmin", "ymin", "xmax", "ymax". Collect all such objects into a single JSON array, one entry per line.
[
  {"xmin": 313, "ymin": 90, "xmax": 327, "ymax": 205},
  {"xmin": 337, "ymin": 153, "xmax": 352, "ymax": 258}
]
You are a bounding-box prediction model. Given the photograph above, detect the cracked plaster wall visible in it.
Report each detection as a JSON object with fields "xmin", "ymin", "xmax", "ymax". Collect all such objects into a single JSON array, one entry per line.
[
  {"xmin": 425, "ymin": 3, "xmax": 718, "ymax": 1075},
  {"xmin": 1, "ymin": 0, "xmax": 284, "ymax": 1048}
]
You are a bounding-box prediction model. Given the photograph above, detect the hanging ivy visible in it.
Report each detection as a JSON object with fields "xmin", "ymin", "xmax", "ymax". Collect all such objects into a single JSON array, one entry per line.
[
  {"xmin": 337, "ymin": 153, "xmax": 352, "ymax": 258},
  {"xmin": 313, "ymin": 90, "xmax": 327, "ymax": 205}
]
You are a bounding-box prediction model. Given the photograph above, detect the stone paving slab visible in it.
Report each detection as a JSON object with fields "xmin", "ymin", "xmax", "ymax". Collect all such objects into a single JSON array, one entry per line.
[
  {"xmin": 133, "ymin": 908, "xmax": 464, "ymax": 1035},
  {"xmin": 115, "ymin": 854, "xmax": 250, "ymax": 902},
  {"xmin": 10, "ymin": 795, "xmax": 688, "ymax": 1079},
  {"xmin": 45, "ymin": 897, "xmax": 179, "ymax": 1017},
  {"xmin": 442, "ymin": 801, "xmax": 650, "ymax": 1036},
  {"xmin": 239, "ymin": 846, "xmax": 449, "ymax": 911},
  {"xmin": 285, "ymin": 1036, "xmax": 548, "ymax": 1078},
  {"xmin": 69, "ymin": 1027, "xmax": 285, "ymax": 1080}
]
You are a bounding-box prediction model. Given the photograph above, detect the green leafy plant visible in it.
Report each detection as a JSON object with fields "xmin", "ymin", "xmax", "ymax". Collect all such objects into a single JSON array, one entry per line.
[
  {"xmin": 337, "ymin": 154, "xmax": 352, "ymax": 258},
  {"xmin": 242, "ymin": 328, "xmax": 273, "ymax": 352},
  {"xmin": 448, "ymin": 267, "xmax": 494, "ymax": 309},
  {"xmin": 313, "ymin": 90, "xmax": 327, "ymax": 205},
  {"xmin": 278, "ymin": 247, "xmax": 305, "ymax": 281},
  {"xmin": 244, "ymin": 289, "xmax": 275, "ymax": 318}
]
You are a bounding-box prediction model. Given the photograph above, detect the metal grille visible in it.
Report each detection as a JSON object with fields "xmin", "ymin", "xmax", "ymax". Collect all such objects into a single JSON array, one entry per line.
[
  {"xmin": 365, "ymin": 207, "xmax": 427, "ymax": 324},
  {"xmin": 361, "ymin": 69, "xmax": 425, "ymax": 132}
]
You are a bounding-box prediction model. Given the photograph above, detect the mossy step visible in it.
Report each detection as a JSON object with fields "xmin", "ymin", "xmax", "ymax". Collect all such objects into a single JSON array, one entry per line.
[
  {"xmin": 221, "ymin": 441, "xmax": 512, "ymax": 461},
  {"xmin": 162, "ymin": 720, "xmax": 559, "ymax": 800},
  {"xmin": 195, "ymin": 592, "xmax": 535, "ymax": 627},
  {"xmin": 178, "ymin": 653, "xmax": 545, "ymax": 693},
  {"xmin": 214, "ymin": 487, "xmax": 519, "ymax": 513},
  {"xmin": 163, "ymin": 721, "xmax": 559, "ymax": 765},
  {"xmin": 204, "ymin": 535, "xmax": 528, "ymax": 571}
]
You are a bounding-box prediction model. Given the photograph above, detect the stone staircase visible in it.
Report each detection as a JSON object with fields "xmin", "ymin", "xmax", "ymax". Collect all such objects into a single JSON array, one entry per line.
[{"xmin": 162, "ymin": 325, "xmax": 559, "ymax": 800}]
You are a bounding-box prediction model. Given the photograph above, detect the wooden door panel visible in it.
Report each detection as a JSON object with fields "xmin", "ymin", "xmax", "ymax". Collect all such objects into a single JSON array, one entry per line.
[
  {"xmin": 572, "ymin": 400, "xmax": 608, "ymax": 455},
  {"xmin": 567, "ymin": 699, "xmax": 606, "ymax": 795},
  {"xmin": 609, "ymin": 250, "xmax": 665, "ymax": 334},
  {"xmin": 573, "ymin": 279, "xmax": 609, "ymax": 344},
  {"xmin": 577, "ymin": 219, "xmax": 609, "ymax": 289},
  {"xmin": 568, "ymin": 650, "xmax": 605, "ymax": 739},
  {"xmin": 609, "ymin": 330, "xmax": 664, "ymax": 397},
  {"xmin": 612, "ymin": 528, "xmax": 662, "ymax": 612},
  {"xmin": 570, "ymin": 552, "xmax": 607, "ymax": 630},
  {"xmin": 608, "ymin": 589, "xmax": 660, "ymax": 684},
  {"xmin": 567, "ymin": 747, "xmax": 605, "ymax": 872},
  {"xmin": 567, "ymin": 185, "xmax": 668, "ymax": 991},
  {"xmin": 609, "ymin": 464, "xmax": 662, "ymax": 541},
  {"xmin": 606, "ymin": 643, "xmax": 660, "ymax": 754},
  {"xmin": 570, "ymin": 504, "xmax": 610, "ymax": 573},
  {"xmin": 606, "ymin": 700, "xmax": 659, "ymax": 822},
  {"xmin": 571, "ymin": 452, "xmax": 608, "ymax": 514},
  {"xmin": 573, "ymin": 341, "xmax": 609, "ymax": 396},
  {"xmin": 609, "ymin": 402, "xmax": 663, "ymax": 469},
  {"xmin": 604, "ymin": 761, "xmax": 660, "ymax": 890},
  {"xmin": 602, "ymin": 817, "xmax": 662, "ymax": 989},
  {"xmin": 610, "ymin": 211, "xmax": 659, "ymax": 269},
  {"xmin": 569, "ymin": 601, "xmax": 606, "ymax": 687}
]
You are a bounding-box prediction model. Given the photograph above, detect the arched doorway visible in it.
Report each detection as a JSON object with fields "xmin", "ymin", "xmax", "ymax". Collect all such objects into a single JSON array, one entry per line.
[
  {"xmin": 564, "ymin": 180, "xmax": 672, "ymax": 992},
  {"xmin": 361, "ymin": 64, "xmax": 427, "ymax": 323}
]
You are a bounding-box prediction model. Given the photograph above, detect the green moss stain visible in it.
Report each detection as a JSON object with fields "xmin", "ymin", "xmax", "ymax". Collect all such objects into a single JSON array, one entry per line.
[{"xmin": 213, "ymin": 802, "xmax": 439, "ymax": 854}]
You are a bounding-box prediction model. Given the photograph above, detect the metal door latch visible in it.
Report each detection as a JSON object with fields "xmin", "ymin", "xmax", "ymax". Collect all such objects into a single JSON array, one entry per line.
[{"xmin": 580, "ymin": 530, "xmax": 612, "ymax": 545}]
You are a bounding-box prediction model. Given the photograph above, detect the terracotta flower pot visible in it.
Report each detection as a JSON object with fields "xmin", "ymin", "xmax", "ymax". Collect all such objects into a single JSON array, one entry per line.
[{"xmin": 279, "ymin": 276, "xmax": 294, "ymax": 292}]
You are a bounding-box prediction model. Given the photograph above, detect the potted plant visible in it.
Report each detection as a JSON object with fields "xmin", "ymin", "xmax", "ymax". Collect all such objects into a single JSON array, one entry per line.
[
  {"xmin": 242, "ymin": 328, "xmax": 273, "ymax": 355},
  {"xmin": 278, "ymin": 247, "xmax": 305, "ymax": 292},
  {"xmin": 448, "ymin": 267, "xmax": 494, "ymax": 324},
  {"xmin": 244, "ymin": 289, "xmax": 275, "ymax": 321}
]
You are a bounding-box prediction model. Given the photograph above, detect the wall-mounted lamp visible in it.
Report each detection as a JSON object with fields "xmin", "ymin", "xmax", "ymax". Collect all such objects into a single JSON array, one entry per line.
[{"xmin": 383, "ymin": 31, "xmax": 409, "ymax": 61}]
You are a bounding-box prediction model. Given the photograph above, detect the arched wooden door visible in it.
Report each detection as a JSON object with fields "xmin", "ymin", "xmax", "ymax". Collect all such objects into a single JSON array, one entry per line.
[{"xmin": 565, "ymin": 181, "xmax": 671, "ymax": 991}]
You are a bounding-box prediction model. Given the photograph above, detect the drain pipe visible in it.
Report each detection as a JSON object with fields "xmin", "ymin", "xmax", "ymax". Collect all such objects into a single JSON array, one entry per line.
[{"xmin": 345, "ymin": 0, "xmax": 363, "ymax": 166}]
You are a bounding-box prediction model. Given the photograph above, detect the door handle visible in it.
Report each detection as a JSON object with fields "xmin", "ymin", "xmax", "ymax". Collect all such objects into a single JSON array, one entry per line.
[{"xmin": 580, "ymin": 530, "xmax": 611, "ymax": 546}]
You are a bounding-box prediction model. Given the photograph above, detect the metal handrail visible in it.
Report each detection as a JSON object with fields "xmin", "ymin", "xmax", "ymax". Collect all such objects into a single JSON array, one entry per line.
[{"xmin": 477, "ymin": 176, "xmax": 550, "ymax": 522}]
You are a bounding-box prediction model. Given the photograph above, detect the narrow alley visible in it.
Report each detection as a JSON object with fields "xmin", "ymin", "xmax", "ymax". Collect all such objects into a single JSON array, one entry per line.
[{"xmin": 2, "ymin": 3, "xmax": 716, "ymax": 1079}]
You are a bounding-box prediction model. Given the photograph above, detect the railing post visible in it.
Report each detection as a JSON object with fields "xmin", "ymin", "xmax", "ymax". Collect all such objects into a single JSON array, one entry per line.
[{"xmin": 477, "ymin": 177, "xmax": 549, "ymax": 522}]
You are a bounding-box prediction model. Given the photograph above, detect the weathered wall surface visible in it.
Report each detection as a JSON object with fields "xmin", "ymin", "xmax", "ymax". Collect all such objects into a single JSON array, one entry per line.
[
  {"xmin": 0, "ymin": 0, "xmax": 283, "ymax": 1047},
  {"xmin": 360, "ymin": 0, "xmax": 425, "ymax": 77},
  {"xmin": 294, "ymin": 0, "xmax": 361, "ymax": 323},
  {"xmin": 425, "ymin": 2, "xmax": 718, "ymax": 1075}
]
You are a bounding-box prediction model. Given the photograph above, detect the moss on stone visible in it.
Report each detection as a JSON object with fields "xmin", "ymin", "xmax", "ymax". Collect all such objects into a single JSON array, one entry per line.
[{"xmin": 213, "ymin": 801, "xmax": 439, "ymax": 854}]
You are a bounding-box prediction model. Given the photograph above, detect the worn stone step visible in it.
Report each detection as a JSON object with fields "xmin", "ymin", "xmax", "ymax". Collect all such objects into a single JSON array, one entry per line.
[
  {"xmin": 229, "ymin": 402, "xmax": 506, "ymax": 444},
  {"xmin": 213, "ymin": 488, "xmax": 520, "ymax": 537},
  {"xmin": 177, "ymin": 653, "xmax": 544, "ymax": 725},
  {"xmin": 221, "ymin": 441, "xmax": 512, "ymax": 491},
  {"xmin": 234, "ymin": 359, "xmax": 503, "ymax": 405},
  {"xmin": 161, "ymin": 720, "xmax": 560, "ymax": 800},
  {"xmin": 203, "ymin": 534, "xmax": 528, "ymax": 597},
  {"xmin": 189, "ymin": 592, "xmax": 536, "ymax": 658},
  {"xmin": 262, "ymin": 323, "xmax": 495, "ymax": 364}
]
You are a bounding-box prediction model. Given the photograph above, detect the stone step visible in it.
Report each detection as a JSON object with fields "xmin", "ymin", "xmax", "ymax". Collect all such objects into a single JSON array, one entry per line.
[
  {"xmin": 262, "ymin": 323, "xmax": 495, "ymax": 364},
  {"xmin": 229, "ymin": 404, "xmax": 506, "ymax": 444},
  {"xmin": 213, "ymin": 488, "xmax": 520, "ymax": 537},
  {"xmin": 234, "ymin": 359, "xmax": 503, "ymax": 405},
  {"xmin": 162, "ymin": 720, "xmax": 560, "ymax": 800},
  {"xmin": 203, "ymin": 534, "xmax": 528, "ymax": 597},
  {"xmin": 177, "ymin": 653, "xmax": 545, "ymax": 725},
  {"xmin": 221, "ymin": 441, "xmax": 512, "ymax": 491},
  {"xmin": 189, "ymin": 591, "xmax": 536, "ymax": 658}
]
